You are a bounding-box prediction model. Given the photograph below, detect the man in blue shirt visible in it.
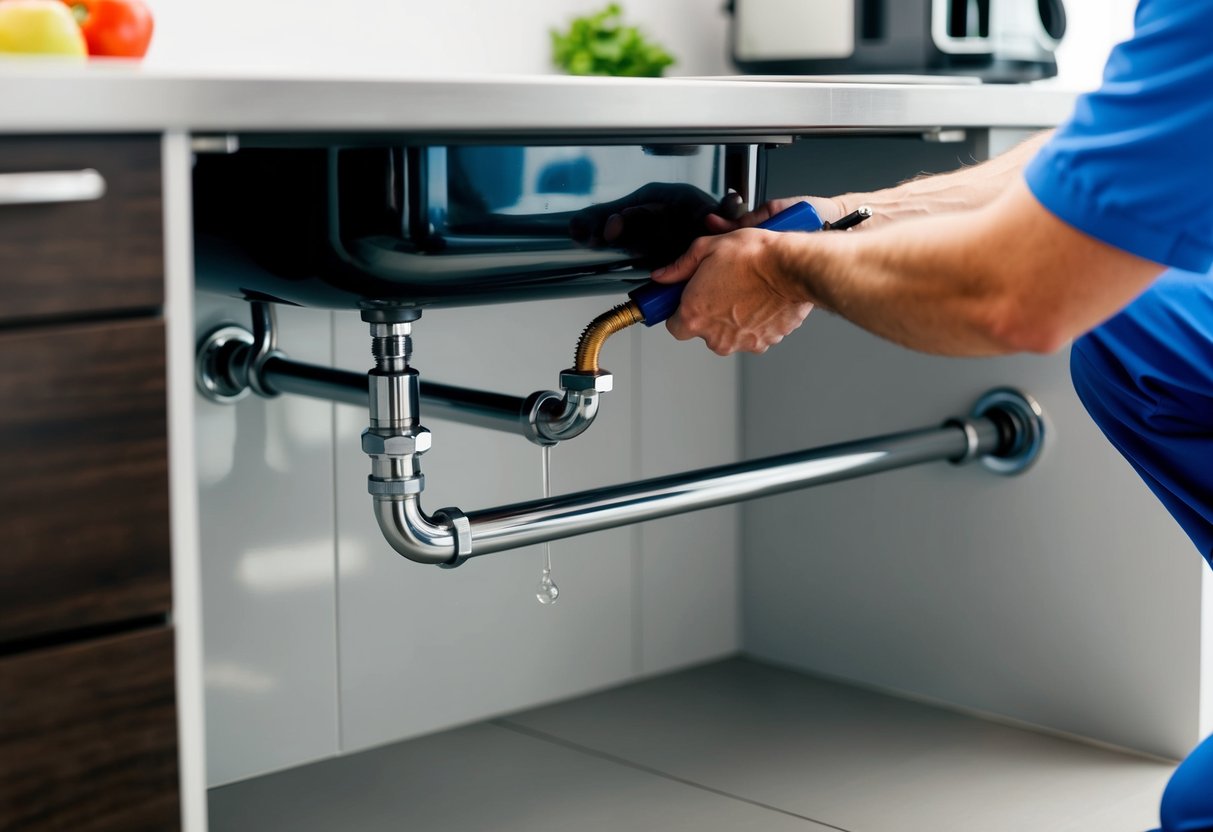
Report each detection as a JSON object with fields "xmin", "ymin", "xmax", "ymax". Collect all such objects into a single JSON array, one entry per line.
[{"xmin": 649, "ymin": 1, "xmax": 1213, "ymax": 827}]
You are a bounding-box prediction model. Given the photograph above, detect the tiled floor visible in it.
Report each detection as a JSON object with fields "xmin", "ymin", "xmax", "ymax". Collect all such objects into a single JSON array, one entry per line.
[{"xmin": 209, "ymin": 659, "xmax": 1175, "ymax": 832}]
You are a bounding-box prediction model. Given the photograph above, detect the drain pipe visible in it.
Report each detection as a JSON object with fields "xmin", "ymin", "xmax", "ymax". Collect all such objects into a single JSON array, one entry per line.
[
  {"xmin": 196, "ymin": 303, "xmax": 606, "ymax": 446},
  {"xmin": 197, "ymin": 303, "xmax": 1046, "ymax": 570},
  {"xmin": 369, "ymin": 380, "xmax": 1043, "ymax": 568}
]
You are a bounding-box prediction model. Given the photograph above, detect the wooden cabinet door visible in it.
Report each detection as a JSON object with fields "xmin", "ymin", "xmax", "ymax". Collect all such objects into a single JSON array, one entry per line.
[
  {"xmin": 0, "ymin": 627, "xmax": 180, "ymax": 831},
  {"xmin": 0, "ymin": 318, "xmax": 171, "ymax": 644},
  {"xmin": 0, "ymin": 135, "xmax": 163, "ymax": 326}
]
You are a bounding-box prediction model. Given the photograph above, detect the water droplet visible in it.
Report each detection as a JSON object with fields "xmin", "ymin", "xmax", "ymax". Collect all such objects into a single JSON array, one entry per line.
[
  {"xmin": 536, "ymin": 445, "xmax": 560, "ymax": 606},
  {"xmin": 536, "ymin": 566, "xmax": 560, "ymax": 605}
]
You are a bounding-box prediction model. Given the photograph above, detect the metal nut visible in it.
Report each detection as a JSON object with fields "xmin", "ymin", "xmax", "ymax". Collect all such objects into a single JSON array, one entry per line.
[
  {"xmin": 361, "ymin": 428, "xmax": 432, "ymax": 456},
  {"xmin": 366, "ymin": 475, "xmax": 425, "ymax": 496},
  {"xmin": 559, "ymin": 369, "xmax": 613, "ymax": 393}
]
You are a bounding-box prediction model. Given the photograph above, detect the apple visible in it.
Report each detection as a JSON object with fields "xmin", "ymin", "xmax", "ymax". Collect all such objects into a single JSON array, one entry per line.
[{"xmin": 0, "ymin": 0, "xmax": 88, "ymax": 57}]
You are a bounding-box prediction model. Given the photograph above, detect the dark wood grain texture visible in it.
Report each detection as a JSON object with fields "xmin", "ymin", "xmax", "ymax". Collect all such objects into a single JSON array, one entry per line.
[
  {"xmin": 0, "ymin": 318, "xmax": 171, "ymax": 643},
  {"xmin": 0, "ymin": 627, "xmax": 179, "ymax": 831},
  {"xmin": 0, "ymin": 136, "xmax": 163, "ymax": 326}
]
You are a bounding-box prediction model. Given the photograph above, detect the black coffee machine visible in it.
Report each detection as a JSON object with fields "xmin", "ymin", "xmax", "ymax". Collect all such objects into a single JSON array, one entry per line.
[{"xmin": 730, "ymin": 0, "xmax": 1066, "ymax": 82}]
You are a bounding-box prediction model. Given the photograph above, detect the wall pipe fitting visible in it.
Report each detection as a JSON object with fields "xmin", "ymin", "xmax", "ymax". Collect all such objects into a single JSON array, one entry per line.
[{"xmin": 195, "ymin": 302, "xmax": 607, "ymax": 446}]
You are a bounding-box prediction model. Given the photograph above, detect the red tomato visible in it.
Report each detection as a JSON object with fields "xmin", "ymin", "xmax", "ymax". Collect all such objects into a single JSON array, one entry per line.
[{"xmin": 62, "ymin": 0, "xmax": 153, "ymax": 58}]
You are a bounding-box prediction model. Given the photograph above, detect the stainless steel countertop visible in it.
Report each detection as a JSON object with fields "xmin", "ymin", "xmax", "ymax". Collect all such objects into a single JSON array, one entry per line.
[{"xmin": 0, "ymin": 65, "xmax": 1075, "ymax": 137}]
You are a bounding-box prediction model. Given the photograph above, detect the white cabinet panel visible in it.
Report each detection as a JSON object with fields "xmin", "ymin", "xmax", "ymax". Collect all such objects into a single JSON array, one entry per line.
[
  {"xmin": 635, "ymin": 339, "xmax": 740, "ymax": 674},
  {"xmin": 741, "ymin": 314, "xmax": 1204, "ymax": 759},
  {"xmin": 334, "ymin": 299, "xmax": 639, "ymax": 753},
  {"xmin": 196, "ymin": 298, "xmax": 340, "ymax": 786}
]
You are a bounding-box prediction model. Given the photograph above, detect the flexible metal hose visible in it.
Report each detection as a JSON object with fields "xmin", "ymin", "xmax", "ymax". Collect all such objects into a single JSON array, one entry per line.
[{"xmin": 573, "ymin": 301, "xmax": 643, "ymax": 372}]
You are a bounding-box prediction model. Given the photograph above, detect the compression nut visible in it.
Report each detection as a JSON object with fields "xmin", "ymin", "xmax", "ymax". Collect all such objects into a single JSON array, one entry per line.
[
  {"xmin": 559, "ymin": 369, "xmax": 613, "ymax": 393},
  {"xmin": 361, "ymin": 428, "xmax": 433, "ymax": 456}
]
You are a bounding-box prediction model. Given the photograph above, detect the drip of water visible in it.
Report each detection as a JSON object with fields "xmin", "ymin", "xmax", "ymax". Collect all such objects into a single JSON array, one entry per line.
[{"xmin": 536, "ymin": 444, "xmax": 560, "ymax": 605}]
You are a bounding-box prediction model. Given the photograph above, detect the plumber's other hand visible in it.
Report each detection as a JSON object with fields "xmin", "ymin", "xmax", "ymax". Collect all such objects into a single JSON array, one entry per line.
[
  {"xmin": 650, "ymin": 229, "xmax": 814, "ymax": 356},
  {"xmin": 569, "ymin": 183, "xmax": 741, "ymax": 267},
  {"xmin": 705, "ymin": 195, "xmax": 846, "ymax": 234}
]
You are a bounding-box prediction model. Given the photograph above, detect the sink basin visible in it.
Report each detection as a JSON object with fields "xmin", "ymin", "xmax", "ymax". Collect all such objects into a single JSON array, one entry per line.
[{"xmin": 193, "ymin": 142, "xmax": 765, "ymax": 313}]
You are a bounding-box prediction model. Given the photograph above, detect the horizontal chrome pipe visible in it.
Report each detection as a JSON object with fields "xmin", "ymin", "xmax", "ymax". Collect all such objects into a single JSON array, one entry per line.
[
  {"xmin": 457, "ymin": 417, "xmax": 1001, "ymax": 559},
  {"xmin": 420, "ymin": 381, "xmax": 528, "ymax": 435},
  {"xmin": 256, "ymin": 355, "xmax": 531, "ymax": 435},
  {"xmin": 261, "ymin": 355, "xmax": 367, "ymax": 407},
  {"xmin": 372, "ymin": 403, "xmax": 1035, "ymax": 567},
  {"xmin": 197, "ymin": 309, "xmax": 608, "ymax": 445}
]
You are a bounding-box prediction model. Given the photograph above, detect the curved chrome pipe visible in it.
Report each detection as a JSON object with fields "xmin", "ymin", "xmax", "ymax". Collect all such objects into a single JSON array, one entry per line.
[
  {"xmin": 372, "ymin": 497, "xmax": 461, "ymax": 566},
  {"xmin": 366, "ymin": 389, "xmax": 1045, "ymax": 567}
]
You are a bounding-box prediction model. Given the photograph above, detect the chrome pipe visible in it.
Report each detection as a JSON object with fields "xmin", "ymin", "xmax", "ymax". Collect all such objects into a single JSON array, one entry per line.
[
  {"xmin": 196, "ymin": 309, "xmax": 609, "ymax": 444},
  {"xmin": 261, "ymin": 355, "xmax": 368, "ymax": 407},
  {"xmin": 459, "ymin": 418, "xmax": 1001, "ymax": 559},
  {"xmin": 371, "ymin": 412, "xmax": 1020, "ymax": 567},
  {"xmin": 420, "ymin": 381, "xmax": 528, "ymax": 434}
]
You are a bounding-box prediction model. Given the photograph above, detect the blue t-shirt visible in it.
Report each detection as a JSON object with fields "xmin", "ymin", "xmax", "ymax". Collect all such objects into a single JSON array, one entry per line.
[
  {"xmin": 1025, "ymin": 0, "xmax": 1213, "ymax": 566},
  {"xmin": 1025, "ymin": 0, "xmax": 1213, "ymax": 272}
]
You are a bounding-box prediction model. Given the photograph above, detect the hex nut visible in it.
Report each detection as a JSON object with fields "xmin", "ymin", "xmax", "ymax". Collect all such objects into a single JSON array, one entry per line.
[
  {"xmin": 361, "ymin": 428, "xmax": 432, "ymax": 456},
  {"xmin": 559, "ymin": 369, "xmax": 613, "ymax": 393}
]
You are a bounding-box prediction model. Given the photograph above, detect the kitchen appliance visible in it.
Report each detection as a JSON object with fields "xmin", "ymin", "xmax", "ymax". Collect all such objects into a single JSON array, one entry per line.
[{"xmin": 730, "ymin": 0, "xmax": 1066, "ymax": 82}]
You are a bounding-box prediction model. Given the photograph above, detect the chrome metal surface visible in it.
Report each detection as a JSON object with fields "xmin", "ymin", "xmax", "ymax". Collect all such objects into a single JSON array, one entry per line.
[
  {"xmin": 196, "ymin": 313, "xmax": 605, "ymax": 443},
  {"xmin": 373, "ymin": 497, "xmax": 462, "ymax": 566},
  {"xmin": 422, "ymin": 381, "xmax": 528, "ymax": 435},
  {"xmin": 246, "ymin": 301, "xmax": 283, "ymax": 398},
  {"xmin": 0, "ymin": 68, "xmax": 1074, "ymax": 135},
  {"xmin": 970, "ymin": 387, "xmax": 1046, "ymax": 475},
  {"xmin": 459, "ymin": 417, "xmax": 1004, "ymax": 558},
  {"xmin": 527, "ymin": 388, "xmax": 604, "ymax": 446},
  {"xmin": 369, "ymin": 398, "xmax": 1025, "ymax": 566},
  {"xmin": 195, "ymin": 325, "xmax": 253, "ymax": 404},
  {"xmin": 260, "ymin": 355, "xmax": 367, "ymax": 407},
  {"xmin": 943, "ymin": 418, "xmax": 982, "ymax": 465},
  {"xmin": 196, "ymin": 309, "xmax": 1044, "ymax": 565},
  {"xmin": 0, "ymin": 169, "xmax": 105, "ymax": 205}
]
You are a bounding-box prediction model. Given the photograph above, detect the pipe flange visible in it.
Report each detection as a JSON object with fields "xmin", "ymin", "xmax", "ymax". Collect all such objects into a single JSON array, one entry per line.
[
  {"xmin": 433, "ymin": 507, "xmax": 472, "ymax": 569},
  {"xmin": 196, "ymin": 325, "xmax": 254, "ymax": 404},
  {"xmin": 970, "ymin": 387, "xmax": 1047, "ymax": 476},
  {"xmin": 942, "ymin": 418, "xmax": 981, "ymax": 465},
  {"xmin": 367, "ymin": 475, "xmax": 426, "ymax": 496}
]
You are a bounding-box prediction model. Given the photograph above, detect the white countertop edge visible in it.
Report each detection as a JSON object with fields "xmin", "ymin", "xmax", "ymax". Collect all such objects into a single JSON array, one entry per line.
[{"xmin": 0, "ymin": 66, "xmax": 1076, "ymax": 134}]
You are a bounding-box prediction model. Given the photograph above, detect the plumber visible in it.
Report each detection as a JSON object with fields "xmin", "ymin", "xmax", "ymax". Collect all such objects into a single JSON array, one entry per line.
[{"xmin": 639, "ymin": 1, "xmax": 1213, "ymax": 829}]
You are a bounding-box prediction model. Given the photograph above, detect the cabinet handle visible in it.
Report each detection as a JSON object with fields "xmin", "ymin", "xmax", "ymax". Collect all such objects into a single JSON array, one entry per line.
[{"xmin": 0, "ymin": 169, "xmax": 107, "ymax": 206}]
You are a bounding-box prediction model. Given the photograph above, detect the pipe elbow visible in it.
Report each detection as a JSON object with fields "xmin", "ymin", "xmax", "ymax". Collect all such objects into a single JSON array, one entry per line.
[
  {"xmin": 526, "ymin": 382, "xmax": 608, "ymax": 445},
  {"xmin": 372, "ymin": 497, "xmax": 462, "ymax": 566}
]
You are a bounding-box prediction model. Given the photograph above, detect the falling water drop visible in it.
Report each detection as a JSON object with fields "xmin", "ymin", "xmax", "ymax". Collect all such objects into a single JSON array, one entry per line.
[{"xmin": 536, "ymin": 444, "xmax": 560, "ymax": 605}]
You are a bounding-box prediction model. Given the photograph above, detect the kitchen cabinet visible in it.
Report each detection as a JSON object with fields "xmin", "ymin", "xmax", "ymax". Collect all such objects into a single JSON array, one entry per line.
[{"xmin": 0, "ymin": 135, "xmax": 179, "ymax": 830}]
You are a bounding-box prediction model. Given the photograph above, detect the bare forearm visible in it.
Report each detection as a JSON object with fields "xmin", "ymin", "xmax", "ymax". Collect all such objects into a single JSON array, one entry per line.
[
  {"xmin": 777, "ymin": 210, "xmax": 1011, "ymax": 354},
  {"xmin": 775, "ymin": 178, "xmax": 1163, "ymax": 356},
  {"xmin": 835, "ymin": 130, "xmax": 1054, "ymax": 226}
]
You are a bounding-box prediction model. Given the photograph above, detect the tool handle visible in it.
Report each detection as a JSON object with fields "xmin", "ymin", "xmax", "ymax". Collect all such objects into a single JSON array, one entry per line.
[{"xmin": 628, "ymin": 201, "xmax": 824, "ymax": 327}]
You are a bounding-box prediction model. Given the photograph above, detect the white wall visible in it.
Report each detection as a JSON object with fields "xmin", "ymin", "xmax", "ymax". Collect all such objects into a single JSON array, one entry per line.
[
  {"xmin": 741, "ymin": 135, "xmax": 1207, "ymax": 760},
  {"xmin": 145, "ymin": 0, "xmax": 1130, "ymax": 87},
  {"xmin": 1050, "ymin": 0, "xmax": 1137, "ymax": 89},
  {"xmin": 146, "ymin": 0, "xmax": 733, "ymax": 77},
  {"xmin": 196, "ymin": 296, "xmax": 741, "ymax": 786}
]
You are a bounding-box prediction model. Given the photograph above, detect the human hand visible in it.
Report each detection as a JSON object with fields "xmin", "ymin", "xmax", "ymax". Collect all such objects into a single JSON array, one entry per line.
[
  {"xmin": 568, "ymin": 183, "xmax": 744, "ymax": 266},
  {"xmin": 705, "ymin": 195, "xmax": 847, "ymax": 235},
  {"xmin": 650, "ymin": 229, "xmax": 814, "ymax": 355}
]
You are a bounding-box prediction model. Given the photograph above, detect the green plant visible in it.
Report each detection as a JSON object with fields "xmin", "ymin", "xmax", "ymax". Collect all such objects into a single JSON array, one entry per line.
[{"xmin": 551, "ymin": 3, "xmax": 674, "ymax": 78}]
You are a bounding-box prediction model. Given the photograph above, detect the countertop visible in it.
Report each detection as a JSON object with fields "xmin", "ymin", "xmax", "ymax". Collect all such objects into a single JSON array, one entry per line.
[{"xmin": 0, "ymin": 65, "xmax": 1075, "ymax": 137}]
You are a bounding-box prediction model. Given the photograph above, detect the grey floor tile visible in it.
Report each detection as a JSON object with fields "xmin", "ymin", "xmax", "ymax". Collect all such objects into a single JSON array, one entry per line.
[
  {"xmin": 209, "ymin": 721, "xmax": 839, "ymax": 832},
  {"xmin": 503, "ymin": 658, "xmax": 1175, "ymax": 832}
]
